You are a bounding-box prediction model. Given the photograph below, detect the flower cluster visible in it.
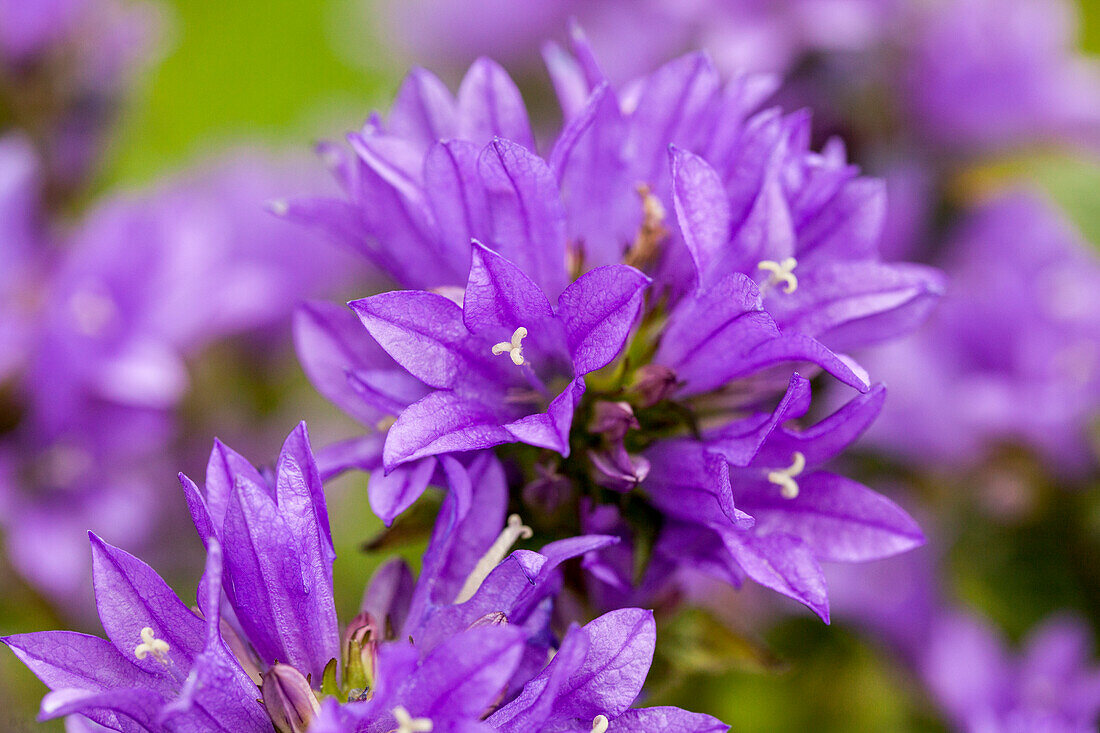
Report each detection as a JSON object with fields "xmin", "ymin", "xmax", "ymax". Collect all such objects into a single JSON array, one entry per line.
[
  {"xmin": 285, "ymin": 36, "xmax": 939, "ymax": 621},
  {"xmin": 7, "ymin": 1, "xmax": 1098, "ymax": 729},
  {"xmin": 5, "ymin": 425, "xmax": 724, "ymax": 731}
]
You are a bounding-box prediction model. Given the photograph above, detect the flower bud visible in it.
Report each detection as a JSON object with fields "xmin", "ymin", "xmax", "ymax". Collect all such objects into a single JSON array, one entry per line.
[
  {"xmin": 588, "ymin": 401, "xmax": 639, "ymax": 441},
  {"xmin": 588, "ymin": 446, "xmax": 651, "ymax": 492},
  {"xmin": 522, "ymin": 463, "xmax": 572, "ymax": 514},
  {"xmin": 342, "ymin": 612, "xmax": 379, "ymax": 693},
  {"xmin": 261, "ymin": 664, "xmax": 320, "ymax": 733},
  {"xmin": 469, "ymin": 611, "xmax": 509, "ymax": 629},
  {"xmin": 630, "ymin": 364, "xmax": 677, "ymax": 407}
]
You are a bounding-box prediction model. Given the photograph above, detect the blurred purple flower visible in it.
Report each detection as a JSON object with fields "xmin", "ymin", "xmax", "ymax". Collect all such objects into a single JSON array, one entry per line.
[
  {"xmin": 0, "ymin": 134, "xmax": 46, "ymax": 382},
  {"xmin": 903, "ymin": 0, "xmax": 1100, "ymax": 152},
  {"xmin": 375, "ymin": 0, "xmax": 898, "ymax": 80},
  {"xmin": 922, "ymin": 613, "xmax": 1100, "ymax": 732},
  {"xmin": 0, "ymin": 0, "xmax": 163, "ymax": 187},
  {"xmin": 0, "ymin": 152, "xmax": 359, "ymax": 608},
  {"xmin": 862, "ymin": 191, "xmax": 1100, "ymax": 473}
]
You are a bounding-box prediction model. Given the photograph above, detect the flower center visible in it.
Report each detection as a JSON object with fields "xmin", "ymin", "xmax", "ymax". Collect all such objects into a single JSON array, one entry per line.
[
  {"xmin": 454, "ymin": 514, "xmax": 534, "ymax": 603},
  {"xmin": 393, "ymin": 706, "xmax": 433, "ymax": 733},
  {"xmin": 756, "ymin": 257, "xmax": 799, "ymax": 294},
  {"xmin": 134, "ymin": 626, "xmax": 170, "ymax": 663},
  {"xmin": 766, "ymin": 451, "xmax": 806, "ymax": 499},
  {"xmin": 492, "ymin": 326, "xmax": 529, "ymax": 366},
  {"xmin": 591, "ymin": 714, "xmax": 610, "ymax": 733}
]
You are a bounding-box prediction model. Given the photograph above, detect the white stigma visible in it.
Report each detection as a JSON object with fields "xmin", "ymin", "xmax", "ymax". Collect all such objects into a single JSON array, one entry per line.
[
  {"xmin": 491, "ymin": 326, "xmax": 529, "ymax": 366},
  {"xmin": 393, "ymin": 706, "xmax": 433, "ymax": 733},
  {"xmin": 767, "ymin": 451, "xmax": 806, "ymax": 499},
  {"xmin": 591, "ymin": 714, "xmax": 610, "ymax": 733},
  {"xmin": 134, "ymin": 627, "xmax": 170, "ymax": 663},
  {"xmin": 757, "ymin": 257, "xmax": 799, "ymax": 294},
  {"xmin": 267, "ymin": 199, "xmax": 290, "ymax": 216},
  {"xmin": 455, "ymin": 514, "xmax": 534, "ymax": 603}
]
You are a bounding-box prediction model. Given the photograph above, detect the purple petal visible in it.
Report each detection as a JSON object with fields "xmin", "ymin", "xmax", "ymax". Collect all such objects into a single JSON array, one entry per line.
[
  {"xmin": 362, "ymin": 558, "xmax": 415, "ymax": 638},
  {"xmin": 388, "ymin": 67, "xmax": 458, "ymax": 146},
  {"xmin": 766, "ymin": 261, "xmax": 946, "ymax": 351},
  {"xmin": 204, "ymin": 438, "xmax": 268, "ymax": 534},
  {"xmin": 88, "ymin": 534, "xmax": 205, "ymax": 683},
  {"xmin": 221, "ymin": 478, "xmax": 340, "ymax": 680},
  {"xmin": 401, "ymin": 625, "xmax": 526, "ymax": 719},
  {"xmin": 164, "ymin": 539, "xmax": 270, "ymax": 732},
  {"xmin": 504, "ymin": 377, "xmax": 585, "ymax": 455},
  {"xmin": 550, "ymin": 608, "xmax": 656, "ymax": 721},
  {"xmin": 720, "ymin": 531, "xmax": 830, "ymax": 621},
  {"xmin": 549, "ymin": 83, "xmax": 635, "ymax": 269},
  {"xmin": 275, "ymin": 423, "xmax": 336, "ymax": 575},
  {"xmin": 742, "ymin": 472, "xmax": 925, "ymax": 563},
  {"xmin": 315, "ymin": 433, "xmax": 386, "ymax": 481},
  {"xmin": 350, "ymin": 290, "xmax": 470, "ymax": 390},
  {"xmin": 487, "ymin": 621, "xmax": 591, "ymax": 732},
  {"xmin": 625, "ymin": 53, "xmax": 721, "ymax": 184},
  {"xmin": 456, "ymin": 58, "xmax": 535, "ymax": 149},
  {"xmin": 2, "ymin": 631, "xmax": 152, "ymax": 695},
  {"xmin": 294, "ymin": 301, "xmax": 426, "ymax": 425},
  {"xmin": 730, "ymin": 169, "xmax": 795, "ymax": 272},
  {"xmin": 39, "ymin": 687, "xmax": 165, "ymax": 727},
  {"xmin": 704, "ymin": 374, "xmax": 812, "ymax": 466},
  {"xmin": 424, "ymin": 140, "xmax": 490, "ymax": 277},
  {"xmin": 384, "ymin": 391, "xmax": 513, "ymax": 468},
  {"xmin": 463, "ymin": 241, "xmax": 555, "ymax": 338},
  {"xmin": 798, "ymin": 178, "xmax": 886, "ymax": 263},
  {"xmin": 670, "ymin": 147, "xmax": 731, "ymax": 289},
  {"xmin": 478, "ymin": 139, "xmax": 569, "ymax": 297},
  {"xmin": 406, "ymin": 453, "xmax": 508, "ymax": 625},
  {"xmin": 369, "ymin": 457, "xmax": 438, "ymax": 526},
  {"xmin": 613, "ymin": 707, "xmax": 729, "ymax": 732},
  {"xmin": 753, "ymin": 384, "xmax": 886, "ymax": 469},
  {"xmin": 557, "ymin": 265, "xmax": 650, "ymax": 375},
  {"xmin": 656, "ymin": 273, "xmax": 870, "ymax": 394},
  {"xmin": 643, "ymin": 440, "xmax": 754, "ymax": 530}
]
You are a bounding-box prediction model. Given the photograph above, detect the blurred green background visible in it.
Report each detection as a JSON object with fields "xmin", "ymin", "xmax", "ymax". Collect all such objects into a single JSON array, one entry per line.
[{"xmin": 4, "ymin": 0, "xmax": 1100, "ymax": 731}]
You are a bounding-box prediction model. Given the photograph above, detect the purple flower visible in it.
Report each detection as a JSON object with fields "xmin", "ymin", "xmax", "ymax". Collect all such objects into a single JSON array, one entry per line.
[
  {"xmin": 903, "ymin": 0, "xmax": 1100, "ymax": 152},
  {"xmin": 350, "ymin": 241, "xmax": 648, "ymax": 468},
  {"xmin": 861, "ymin": 191, "xmax": 1100, "ymax": 473},
  {"xmin": 0, "ymin": 0, "xmax": 163, "ymax": 187},
  {"xmin": 180, "ymin": 423, "xmax": 340, "ymax": 681},
  {"xmin": 627, "ymin": 376, "xmax": 924, "ymax": 621},
  {"xmin": 830, "ymin": 533, "xmax": 1100, "ymax": 731},
  {"xmin": 486, "ymin": 609, "xmax": 727, "ymax": 733},
  {"xmin": 374, "ymin": 0, "xmax": 898, "ymax": 80},
  {"xmin": 2, "ymin": 535, "xmax": 271, "ymax": 731},
  {"xmin": 923, "ymin": 613, "xmax": 1100, "ymax": 732}
]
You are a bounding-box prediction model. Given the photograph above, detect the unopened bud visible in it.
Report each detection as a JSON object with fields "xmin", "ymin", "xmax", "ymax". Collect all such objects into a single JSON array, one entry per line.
[
  {"xmin": 588, "ymin": 401, "xmax": 639, "ymax": 441},
  {"xmin": 343, "ymin": 612, "xmax": 379, "ymax": 693},
  {"xmin": 630, "ymin": 364, "xmax": 677, "ymax": 407},
  {"xmin": 261, "ymin": 664, "xmax": 320, "ymax": 733},
  {"xmin": 522, "ymin": 463, "xmax": 573, "ymax": 514},
  {"xmin": 588, "ymin": 447, "xmax": 651, "ymax": 492}
]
